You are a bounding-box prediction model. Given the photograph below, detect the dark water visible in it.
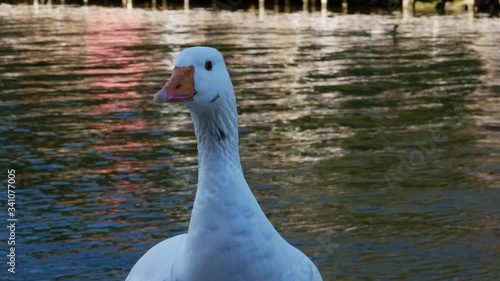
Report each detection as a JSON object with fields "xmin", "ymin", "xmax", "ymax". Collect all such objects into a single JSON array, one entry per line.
[{"xmin": 0, "ymin": 4, "xmax": 499, "ymax": 281}]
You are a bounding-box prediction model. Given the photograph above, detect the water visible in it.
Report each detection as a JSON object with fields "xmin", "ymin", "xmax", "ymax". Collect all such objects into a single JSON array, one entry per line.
[{"xmin": 0, "ymin": 4, "xmax": 499, "ymax": 281}]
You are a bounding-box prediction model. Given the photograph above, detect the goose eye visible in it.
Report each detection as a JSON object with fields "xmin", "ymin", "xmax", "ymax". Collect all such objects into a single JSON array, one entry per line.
[{"xmin": 204, "ymin": 60, "xmax": 213, "ymax": 71}]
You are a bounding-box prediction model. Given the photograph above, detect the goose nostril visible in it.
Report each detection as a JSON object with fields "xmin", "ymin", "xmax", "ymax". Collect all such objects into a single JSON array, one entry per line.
[{"xmin": 175, "ymin": 84, "xmax": 182, "ymax": 89}]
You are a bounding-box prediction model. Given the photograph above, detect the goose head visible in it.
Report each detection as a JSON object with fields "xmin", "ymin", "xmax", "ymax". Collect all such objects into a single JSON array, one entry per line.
[
  {"xmin": 154, "ymin": 46, "xmax": 234, "ymax": 110},
  {"xmin": 154, "ymin": 46, "xmax": 239, "ymax": 156}
]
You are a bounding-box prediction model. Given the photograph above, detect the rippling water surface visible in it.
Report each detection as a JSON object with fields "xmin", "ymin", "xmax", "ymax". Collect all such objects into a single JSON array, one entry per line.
[{"xmin": 0, "ymin": 4, "xmax": 499, "ymax": 281}]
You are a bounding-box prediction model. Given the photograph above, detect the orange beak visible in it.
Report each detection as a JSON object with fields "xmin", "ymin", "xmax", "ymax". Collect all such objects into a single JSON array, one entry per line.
[{"xmin": 154, "ymin": 66, "xmax": 196, "ymax": 103}]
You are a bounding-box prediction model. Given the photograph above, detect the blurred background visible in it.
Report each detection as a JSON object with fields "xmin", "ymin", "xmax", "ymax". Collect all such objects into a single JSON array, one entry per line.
[{"xmin": 0, "ymin": 0, "xmax": 499, "ymax": 280}]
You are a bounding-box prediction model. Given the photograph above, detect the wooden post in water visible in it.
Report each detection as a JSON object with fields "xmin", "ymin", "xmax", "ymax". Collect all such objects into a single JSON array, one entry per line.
[
  {"xmin": 342, "ymin": 0, "xmax": 347, "ymax": 14},
  {"xmin": 162, "ymin": 0, "xmax": 167, "ymax": 10},
  {"xmin": 402, "ymin": 0, "xmax": 415, "ymax": 11},
  {"xmin": 321, "ymin": 0, "xmax": 327, "ymax": 16},
  {"xmin": 464, "ymin": 0, "xmax": 474, "ymax": 11},
  {"xmin": 285, "ymin": 0, "xmax": 290, "ymax": 13},
  {"xmin": 83, "ymin": 0, "xmax": 88, "ymax": 5},
  {"xmin": 259, "ymin": 0, "xmax": 265, "ymax": 18},
  {"xmin": 152, "ymin": 0, "xmax": 157, "ymax": 10},
  {"xmin": 127, "ymin": 0, "xmax": 133, "ymax": 9},
  {"xmin": 184, "ymin": 0, "xmax": 189, "ymax": 11},
  {"xmin": 303, "ymin": 0, "xmax": 309, "ymax": 12}
]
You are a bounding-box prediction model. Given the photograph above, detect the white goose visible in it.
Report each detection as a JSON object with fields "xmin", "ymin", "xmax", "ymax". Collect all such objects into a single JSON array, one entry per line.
[{"xmin": 126, "ymin": 47, "xmax": 323, "ymax": 281}]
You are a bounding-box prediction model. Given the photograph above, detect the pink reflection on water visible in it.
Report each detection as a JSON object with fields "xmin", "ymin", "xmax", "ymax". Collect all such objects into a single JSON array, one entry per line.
[{"xmin": 84, "ymin": 9, "xmax": 151, "ymax": 200}]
